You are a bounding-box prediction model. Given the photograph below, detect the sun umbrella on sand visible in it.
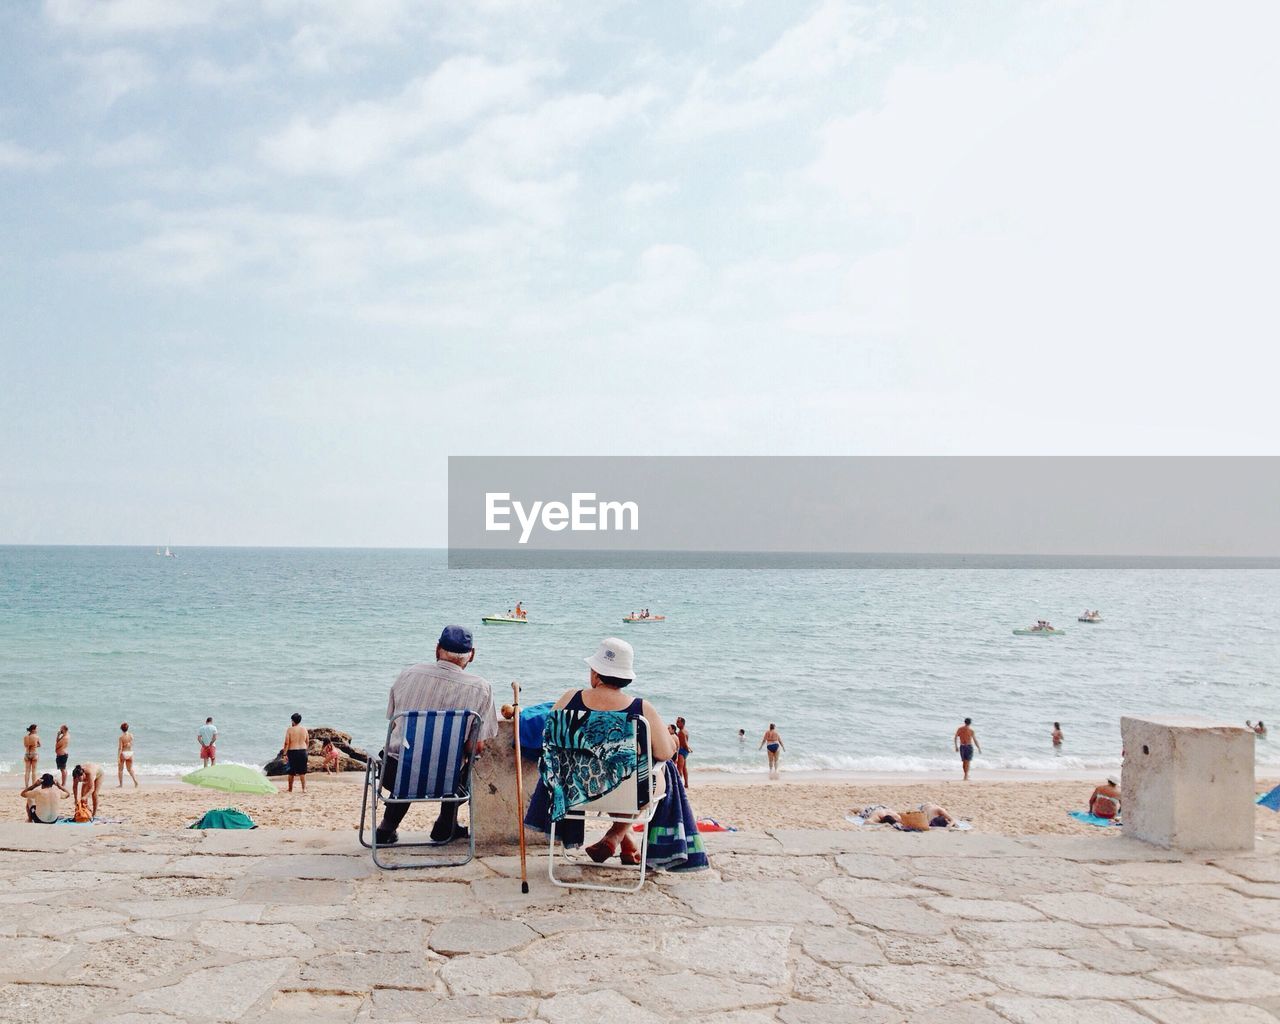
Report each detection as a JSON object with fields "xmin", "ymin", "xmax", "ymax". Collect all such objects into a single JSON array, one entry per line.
[{"xmin": 182, "ymin": 765, "xmax": 277, "ymax": 795}]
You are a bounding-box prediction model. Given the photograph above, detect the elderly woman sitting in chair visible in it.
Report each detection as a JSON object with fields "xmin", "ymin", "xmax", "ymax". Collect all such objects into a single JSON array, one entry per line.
[{"xmin": 524, "ymin": 637, "xmax": 707, "ymax": 872}]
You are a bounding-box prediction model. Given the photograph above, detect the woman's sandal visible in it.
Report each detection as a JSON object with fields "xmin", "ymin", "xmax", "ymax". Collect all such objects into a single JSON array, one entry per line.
[
  {"xmin": 619, "ymin": 836, "xmax": 641, "ymax": 866},
  {"xmin": 585, "ymin": 837, "xmax": 618, "ymax": 863}
]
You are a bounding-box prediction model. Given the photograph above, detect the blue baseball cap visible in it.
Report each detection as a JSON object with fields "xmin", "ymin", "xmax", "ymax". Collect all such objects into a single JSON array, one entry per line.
[{"xmin": 438, "ymin": 625, "xmax": 473, "ymax": 654}]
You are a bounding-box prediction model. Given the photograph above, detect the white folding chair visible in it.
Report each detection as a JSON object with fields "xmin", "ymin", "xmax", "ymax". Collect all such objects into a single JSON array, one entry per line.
[{"xmin": 547, "ymin": 718, "xmax": 666, "ymax": 893}]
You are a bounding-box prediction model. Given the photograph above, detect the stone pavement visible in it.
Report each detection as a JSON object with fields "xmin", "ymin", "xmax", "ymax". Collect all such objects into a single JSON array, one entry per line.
[{"xmin": 1, "ymin": 824, "xmax": 1279, "ymax": 1024}]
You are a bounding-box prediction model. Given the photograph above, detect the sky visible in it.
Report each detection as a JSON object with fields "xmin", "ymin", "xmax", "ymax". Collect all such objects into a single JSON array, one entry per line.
[{"xmin": 2, "ymin": 0, "xmax": 1278, "ymax": 546}]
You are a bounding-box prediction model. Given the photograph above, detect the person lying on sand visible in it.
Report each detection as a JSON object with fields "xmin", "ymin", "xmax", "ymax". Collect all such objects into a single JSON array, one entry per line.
[
  {"xmin": 856, "ymin": 802, "xmax": 955, "ymax": 828},
  {"xmin": 22, "ymin": 773, "xmax": 69, "ymax": 824}
]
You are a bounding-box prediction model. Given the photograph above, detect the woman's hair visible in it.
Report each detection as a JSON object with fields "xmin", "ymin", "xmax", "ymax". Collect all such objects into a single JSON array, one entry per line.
[
  {"xmin": 291, "ymin": 712, "xmax": 302, "ymax": 724},
  {"xmin": 27, "ymin": 724, "xmax": 37, "ymax": 732},
  {"xmin": 595, "ymin": 673, "xmax": 630, "ymax": 688},
  {"xmin": 72, "ymin": 765, "xmax": 83, "ymax": 777},
  {"xmin": 769, "ymin": 723, "xmax": 775, "ymax": 729},
  {"xmin": 120, "ymin": 723, "xmax": 129, "ymax": 732}
]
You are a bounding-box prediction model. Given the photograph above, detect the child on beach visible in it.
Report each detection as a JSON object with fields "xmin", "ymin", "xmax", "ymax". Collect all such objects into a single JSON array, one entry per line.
[
  {"xmin": 283, "ymin": 713, "xmax": 309, "ymax": 792},
  {"xmin": 760, "ymin": 724, "xmax": 784, "ymax": 777},
  {"xmin": 23, "ymin": 725, "xmax": 40, "ymax": 788},
  {"xmin": 322, "ymin": 739, "xmax": 340, "ymax": 774},
  {"xmin": 118, "ymin": 723, "xmax": 139, "ymax": 787},
  {"xmin": 55, "ymin": 725, "xmax": 70, "ymax": 786}
]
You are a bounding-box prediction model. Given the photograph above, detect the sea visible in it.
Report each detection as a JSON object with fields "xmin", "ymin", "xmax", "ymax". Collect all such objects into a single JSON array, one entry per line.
[{"xmin": 2, "ymin": 546, "xmax": 1278, "ymax": 777}]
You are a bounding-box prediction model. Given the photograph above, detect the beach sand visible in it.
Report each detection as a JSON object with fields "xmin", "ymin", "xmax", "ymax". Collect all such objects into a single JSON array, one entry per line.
[{"xmin": 7, "ymin": 770, "xmax": 1280, "ymax": 837}]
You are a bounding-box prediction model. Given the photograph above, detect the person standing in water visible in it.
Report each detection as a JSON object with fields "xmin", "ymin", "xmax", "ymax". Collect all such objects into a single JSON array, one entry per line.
[
  {"xmin": 954, "ymin": 718, "xmax": 980, "ymax": 780},
  {"xmin": 760, "ymin": 724, "xmax": 784, "ymax": 777},
  {"xmin": 55, "ymin": 725, "xmax": 70, "ymax": 787},
  {"xmin": 283, "ymin": 713, "xmax": 310, "ymax": 793},
  {"xmin": 197, "ymin": 717, "xmax": 218, "ymax": 766},
  {"xmin": 1051, "ymin": 722, "xmax": 1064, "ymax": 752},
  {"xmin": 117, "ymin": 723, "xmax": 139, "ymax": 787}
]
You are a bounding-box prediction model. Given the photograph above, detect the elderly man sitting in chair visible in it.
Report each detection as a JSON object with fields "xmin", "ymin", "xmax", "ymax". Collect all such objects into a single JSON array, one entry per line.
[{"xmin": 375, "ymin": 625, "xmax": 499, "ymax": 846}]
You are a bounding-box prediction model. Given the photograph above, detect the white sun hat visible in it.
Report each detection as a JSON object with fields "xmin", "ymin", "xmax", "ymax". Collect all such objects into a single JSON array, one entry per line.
[{"xmin": 585, "ymin": 637, "xmax": 636, "ymax": 681}]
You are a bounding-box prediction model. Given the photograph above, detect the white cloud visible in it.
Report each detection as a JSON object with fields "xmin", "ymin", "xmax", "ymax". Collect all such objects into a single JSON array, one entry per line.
[
  {"xmin": 0, "ymin": 140, "xmax": 60, "ymax": 171},
  {"xmin": 44, "ymin": 0, "xmax": 236, "ymax": 34},
  {"xmin": 91, "ymin": 132, "xmax": 162, "ymax": 166},
  {"xmin": 623, "ymin": 180, "xmax": 677, "ymax": 206},
  {"xmin": 259, "ymin": 56, "xmax": 551, "ymax": 175},
  {"xmin": 187, "ymin": 56, "xmax": 263, "ymax": 87},
  {"xmin": 70, "ymin": 47, "xmax": 156, "ymax": 106}
]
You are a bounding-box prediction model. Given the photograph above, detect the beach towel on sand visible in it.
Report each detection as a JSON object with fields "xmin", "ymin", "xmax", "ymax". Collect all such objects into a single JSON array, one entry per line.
[
  {"xmin": 1069, "ymin": 810, "xmax": 1119, "ymax": 828},
  {"xmin": 189, "ymin": 808, "xmax": 257, "ymax": 829}
]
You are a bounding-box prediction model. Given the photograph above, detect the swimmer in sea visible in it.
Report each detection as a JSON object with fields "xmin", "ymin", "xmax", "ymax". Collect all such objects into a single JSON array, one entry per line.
[
  {"xmin": 760, "ymin": 724, "xmax": 784, "ymax": 777},
  {"xmin": 118, "ymin": 723, "xmax": 138, "ymax": 787},
  {"xmin": 1051, "ymin": 722, "xmax": 1064, "ymax": 752}
]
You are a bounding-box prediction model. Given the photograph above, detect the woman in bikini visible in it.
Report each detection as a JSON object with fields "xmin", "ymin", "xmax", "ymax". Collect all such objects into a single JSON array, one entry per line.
[
  {"xmin": 23, "ymin": 724, "xmax": 40, "ymax": 788},
  {"xmin": 117, "ymin": 723, "xmax": 139, "ymax": 787}
]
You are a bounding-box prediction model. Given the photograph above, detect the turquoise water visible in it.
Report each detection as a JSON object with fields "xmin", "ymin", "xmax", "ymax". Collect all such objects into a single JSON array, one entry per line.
[{"xmin": 3, "ymin": 546, "xmax": 1278, "ymax": 776}]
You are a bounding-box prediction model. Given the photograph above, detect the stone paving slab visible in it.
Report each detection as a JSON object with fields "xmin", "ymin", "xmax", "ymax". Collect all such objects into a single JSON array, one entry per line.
[{"xmin": 0, "ymin": 826, "xmax": 1278, "ymax": 1023}]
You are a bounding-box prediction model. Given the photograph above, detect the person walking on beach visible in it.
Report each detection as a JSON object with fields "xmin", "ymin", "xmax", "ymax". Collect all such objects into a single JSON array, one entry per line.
[
  {"xmin": 117, "ymin": 723, "xmax": 138, "ymax": 788},
  {"xmin": 954, "ymin": 718, "xmax": 980, "ymax": 780},
  {"xmin": 22, "ymin": 773, "xmax": 69, "ymax": 824},
  {"xmin": 197, "ymin": 717, "xmax": 218, "ymax": 766},
  {"xmin": 283, "ymin": 713, "xmax": 309, "ymax": 793},
  {"xmin": 675, "ymin": 717, "xmax": 691, "ymax": 786},
  {"xmin": 1051, "ymin": 722, "xmax": 1064, "ymax": 751},
  {"xmin": 374, "ymin": 625, "xmax": 499, "ymax": 846},
  {"xmin": 71, "ymin": 763, "xmax": 104, "ymax": 820},
  {"xmin": 55, "ymin": 725, "xmax": 70, "ymax": 786},
  {"xmin": 23, "ymin": 725, "xmax": 40, "ymax": 788},
  {"xmin": 760, "ymin": 724, "xmax": 785, "ymax": 777}
]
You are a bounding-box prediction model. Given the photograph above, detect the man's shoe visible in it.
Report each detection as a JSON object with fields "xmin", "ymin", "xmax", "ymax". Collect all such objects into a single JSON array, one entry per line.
[
  {"xmin": 430, "ymin": 825, "xmax": 470, "ymax": 844},
  {"xmin": 375, "ymin": 830, "xmax": 399, "ymax": 845}
]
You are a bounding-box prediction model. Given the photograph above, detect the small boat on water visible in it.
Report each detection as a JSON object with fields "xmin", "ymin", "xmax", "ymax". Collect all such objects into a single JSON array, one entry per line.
[
  {"xmin": 1014, "ymin": 625, "xmax": 1066, "ymax": 636},
  {"xmin": 622, "ymin": 614, "xmax": 665, "ymax": 623},
  {"xmin": 482, "ymin": 615, "xmax": 528, "ymax": 625},
  {"xmin": 1078, "ymin": 610, "xmax": 1103, "ymax": 623}
]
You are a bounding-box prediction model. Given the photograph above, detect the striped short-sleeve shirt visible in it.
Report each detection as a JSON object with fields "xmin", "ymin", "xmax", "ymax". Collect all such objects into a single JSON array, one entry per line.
[{"xmin": 386, "ymin": 660, "xmax": 499, "ymax": 756}]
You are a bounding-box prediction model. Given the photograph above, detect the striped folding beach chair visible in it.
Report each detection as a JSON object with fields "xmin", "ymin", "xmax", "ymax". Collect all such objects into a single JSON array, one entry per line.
[{"xmin": 358, "ymin": 710, "xmax": 477, "ymax": 870}]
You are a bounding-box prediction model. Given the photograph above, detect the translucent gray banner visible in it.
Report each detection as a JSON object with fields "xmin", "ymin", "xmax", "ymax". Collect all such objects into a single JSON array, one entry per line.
[{"xmin": 447, "ymin": 456, "xmax": 1280, "ymax": 568}]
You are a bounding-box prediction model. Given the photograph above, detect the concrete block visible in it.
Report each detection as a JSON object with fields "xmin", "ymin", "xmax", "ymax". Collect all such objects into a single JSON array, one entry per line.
[
  {"xmin": 470, "ymin": 719, "xmax": 545, "ymax": 849},
  {"xmin": 1121, "ymin": 716, "xmax": 1254, "ymax": 852}
]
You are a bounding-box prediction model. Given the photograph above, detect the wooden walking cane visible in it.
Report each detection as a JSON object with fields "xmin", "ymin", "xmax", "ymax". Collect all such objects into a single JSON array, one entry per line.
[{"xmin": 511, "ymin": 681, "xmax": 530, "ymax": 894}]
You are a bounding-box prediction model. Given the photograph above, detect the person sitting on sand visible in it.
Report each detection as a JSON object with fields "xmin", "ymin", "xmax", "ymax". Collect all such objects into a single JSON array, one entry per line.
[
  {"xmin": 375, "ymin": 626, "xmax": 499, "ymax": 846},
  {"xmin": 322, "ymin": 738, "xmax": 340, "ymax": 774},
  {"xmin": 71, "ymin": 763, "xmax": 105, "ymax": 820},
  {"xmin": 954, "ymin": 718, "xmax": 980, "ymax": 780},
  {"xmin": 23, "ymin": 773, "xmax": 69, "ymax": 824},
  {"xmin": 524, "ymin": 637, "xmax": 707, "ymax": 872},
  {"xmin": 55, "ymin": 725, "xmax": 70, "ymax": 786},
  {"xmin": 23, "ymin": 724, "xmax": 40, "ymax": 788},
  {"xmin": 283, "ymin": 713, "xmax": 309, "ymax": 793},
  {"xmin": 1089, "ymin": 776, "xmax": 1121, "ymax": 819},
  {"xmin": 760, "ymin": 724, "xmax": 784, "ymax": 777},
  {"xmin": 118, "ymin": 723, "xmax": 138, "ymax": 788}
]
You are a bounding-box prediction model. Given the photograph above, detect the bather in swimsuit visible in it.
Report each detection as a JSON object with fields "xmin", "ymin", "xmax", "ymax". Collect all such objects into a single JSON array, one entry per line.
[
  {"xmin": 56, "ymin": 754, "xmax": 68, "ymax": 770},
  {"xmin": 959, "ymin": 743, "xmax": 974, "ymax": 762},
  {"xmin": 287, "ymin": 748, "xmax": 309, "ymax": 774},
  {"xmin": 766, "ymin": 743, "xmax": 780, "ymax": 753}
]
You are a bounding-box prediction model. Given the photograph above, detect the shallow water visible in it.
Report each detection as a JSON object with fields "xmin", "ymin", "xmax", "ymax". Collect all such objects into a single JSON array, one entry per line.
[{"xmin": 2, "ymin": 546, "xmax": 1277, "ymax": 775}]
